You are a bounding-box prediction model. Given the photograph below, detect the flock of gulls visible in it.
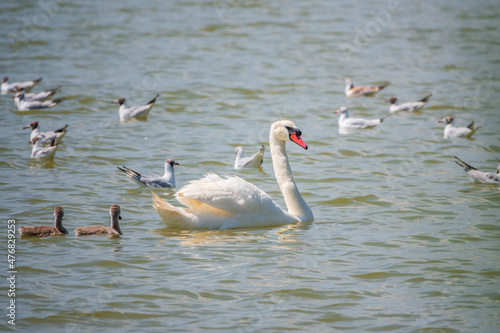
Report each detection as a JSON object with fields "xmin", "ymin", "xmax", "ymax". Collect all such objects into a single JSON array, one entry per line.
[{"xmin": 4, "ymin": 75, "xmax": 499, "ymax": 237}]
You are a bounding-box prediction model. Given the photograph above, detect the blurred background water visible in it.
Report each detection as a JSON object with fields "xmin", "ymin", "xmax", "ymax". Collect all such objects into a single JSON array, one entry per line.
[{"xmin": 1, "ymin": 0, "xmax": 499, "ymax": 332}]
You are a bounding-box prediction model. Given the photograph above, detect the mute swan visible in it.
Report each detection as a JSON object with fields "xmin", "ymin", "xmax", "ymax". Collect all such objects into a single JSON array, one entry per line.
[
  {"xmin": 19, "ymin": 206, "xmax": 68, "ymax": 237},
  {"xmin": 345, "ymin": 78, "xmax": 388, "ymax": 97},
  {"xmin": 117, "ymin": 159, "xmax": 178, "ymax": 188},
  {"xmin": 112, "ymin": 94, "xmax": 159, "ymax": 120},
  {"xmin": 454, "ymin": 157, "xmax": 500, "ymax": 184},
  {"xmin": 75, "ymin": 205, "xmax": 123, "ymax": 236},
  {"xmin": 234, "ymin": 145, "xmax": 265, "ymax": 170},
  {"xmin": 23, "ymin": 121, "xmax": 68, "ymax": 144},
  {"xmin": 386, "ymin": 94, "xmax": 432, "ymax": 113},
  {"xmin": 2, "ymin": 76, "xmax": 42, "ymax": 94},
  {"xmin": 438, "ymin": 116, "xmax": 477, "ymax": 138},
  {"xmin": 152, "ymin": 120, "xmax": 314, "ymax": 229}
]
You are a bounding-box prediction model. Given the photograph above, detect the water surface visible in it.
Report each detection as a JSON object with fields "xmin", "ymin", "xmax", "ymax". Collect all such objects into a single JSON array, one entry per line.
[{"xmin": 1, "ymin": 0, "xmax": 499, "ymax": 332}]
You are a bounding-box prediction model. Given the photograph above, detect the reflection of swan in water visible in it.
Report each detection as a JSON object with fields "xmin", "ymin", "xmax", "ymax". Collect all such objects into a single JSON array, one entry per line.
[
  {"xmin": 155, "ymin": 221, "xmax": 313, "ymax": 246},
  {"xmin": 153, "ymin": 120, "xmax": 314, "ymax": 229}
]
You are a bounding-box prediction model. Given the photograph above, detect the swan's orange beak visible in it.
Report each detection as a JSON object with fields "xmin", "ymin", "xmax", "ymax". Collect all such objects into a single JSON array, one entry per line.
[{"xmin": 290, "ymin": 131, "xmax": 308, "ymax": 150}]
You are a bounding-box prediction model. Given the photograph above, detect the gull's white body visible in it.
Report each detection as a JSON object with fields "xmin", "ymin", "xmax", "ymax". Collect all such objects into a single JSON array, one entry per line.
[
  {"xmin": 14, "ymin": 92, "xmax": 61, "ymax": 111},
  {"xmin": 454, "ymin": 157, "xmax": 500, "ymax": 184},
  {"xmin": 2, "ymin": 77, "xmax": 42, "ymax": 94},
  {"xmin": 24, "ymin": 121, "xmax": 68, "ymax": 144},
  {"xmin": 31, "ymin": 137, "xmax": 58, "ymax": 159},
  {"xmin": 387, "ymin": 94, "xmax": 432, "ymax": 113},
  {"xmin": 118, "ymin": 159, "xmax": 178, "ymax": 188},
  {"xmin": 439, "ymin": 116, "xmax": 476, "ymax": 138},
  {"xmin": 18, "ymin": 87, "xmax": 60, "ymax": 101},
  {"xmin": 153, "ymin": 120, "xmax": 313, "ymax": 229},
  {"xmin": 234, "ymin": 145, "xmax": 265, "ymax": 170},
  {"xmin": 113, "ymin": 95, "xmax": 159, "ymax": 120},
  {"xmin": 335, "ymin": 106, "xmax": 384, "ymax": 129}
]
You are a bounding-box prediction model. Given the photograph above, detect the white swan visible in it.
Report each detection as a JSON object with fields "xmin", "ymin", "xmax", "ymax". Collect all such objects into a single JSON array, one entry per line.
[{"xmin": 152, "ymin": 120, "xmax": 314, "ymax": 229}]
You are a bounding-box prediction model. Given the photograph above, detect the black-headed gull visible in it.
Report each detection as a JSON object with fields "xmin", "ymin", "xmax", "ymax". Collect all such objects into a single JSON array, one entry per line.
[
  {"xmin": 345, "ymin": 78, "xmax": 388, "ymax": 97},
  {"xmin": 112, "ymin": 94, "xmax": 159, "ymax": 120},
  {"xmin": 334, "ymin": 106, "xmax": 385, "ymax": 129},
  {"xmin": 75, "ymin": 205, "xmax": 122, "ymax": 236},
  {"xmin": 2, "ymin": 76, "xmax": 42, "ymax": 94},
  {"xmin": 19, "ymin": 206, "xmax": 68, "ymax": 237},
  {"xmin": 454, "ymin": 156, "xmax": 500, "ymax": 184},
  {"xmin": 234, "ymin": 145, "xmax": 265, "ymax": 170},
  {"xmin": 386, "ymin": 94, "xmax": 432, "ymax": 113},
  {"xmin": 438, "ymin": 116, "xmax": 477, "ymax": 138},
  {"xmin": 14, "ymin": 86, "xmax": 60, "ymax": 101},
  {"xmin": 31, "ymin": 136, "xmax": 58, "ymax": 159},
  {"xmin": 14, "ymin": 91, "xmax": 63, "ymax": 111},
  {"xmin": 117, "ymin": 159, "xmax": 178, "ymax": 188},
  {"xmin": 23, "ymin": 121, "xmax": 68, "ymax": 144}
]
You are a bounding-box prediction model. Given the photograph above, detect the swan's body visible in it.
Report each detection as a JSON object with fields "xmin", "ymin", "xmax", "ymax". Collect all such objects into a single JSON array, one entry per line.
[
  {"xmin": 153, "ymin": 120, "xmax": 313, "ymax": 229},
  {"xmin": 454, "ymin": 156, "xmax": 500, "ymax": 184},
  {"xmin": 19, "ymin": 206, "xmax": 67, "ymax": 237},
  {"xmin": 345, "ymin": 78, "xmax": 388, "ymax": 97},
  {"xmin": 335, "ymin": 106, "xmax": 384, "ymax": 129},
  {"xmin": 31, "ymin": 137, "xmax": 58, "ymax": 159},
  {"xmin": 2, "ymin": 76, "xmax": 42, "ymax": 94},
  {"xmin": 117, "ymin": 159, "xmax": 178, "ymax": 188},
  {"xmin": 15, "ymin": 86, "xmax": 60, "ymax": 101},
  {"xmin": 234, "ymin": 145, "xmax": 265, "ymax": 170},
  {"xmin": 113, "ymin": 95, "xmax": 159, "ymax": 120},
  {"xmin": 14, "ymin": 91, "xmax": 62, "ymax": 111},
  {"xmin": 23, "ymin": 121, "xmax": 68, "ymax": 144},
  {"xmin": 387, "ymin": 94, "xmax": 432, "ymax": 113},
  {"xmin": 75, "ymin": 204, "xmax": 122, "ymax": 236},
  {"xmin": 439, "ymin": 116, "xmax": 476, "ymax": 138}
]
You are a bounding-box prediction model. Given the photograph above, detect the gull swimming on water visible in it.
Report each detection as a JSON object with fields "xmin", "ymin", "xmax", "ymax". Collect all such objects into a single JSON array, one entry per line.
[
  {"xmin": 438, "ymin": 116, "xmax": 477, "ymax": 138},
  {"xmin": 31, "ymin": 137, "xmax": 58, "ymax": 159},
  {"xmin": 345, "ymin": 78, "xmax": 388, "ymax": 97},
  {"xmin": 234, "ymin": 145, "xmax": 265, "ymax": 170},
  {"xmin": 75, "ymin": 204, "xmax": 123, "ymax": 236},
  {"xmin": 14, "ymin": 86, "xmax": 61, "ymax": 101},
  {"xmin": 454, "ymin": 156, "xmax": 500, "ymax": 184},
  {"xmin": 334, "ymin": 106, "xmax": 385, "ymax": 129},
  {"xmin": 117, "ymin": 159, "xmax": 178, "ymax": 188},
  {"xmin": 112, "ymin": 94, "xmax": 159, "ymax": 120},
  {"xmin": 386, "ymin": 94, "xmax": 432, "ymax": 113},
  {"xmin": 19, "ymin": 206, "xmax": 68, "ymax": 237},
  {"xmin": 2, "ymin": 76, "xmax": 42, "ymax": 94},
  {"xmin": 23, "ymin": 121, "xmax": 68, "ymax": 144},
  {"xmin": 14, "ymin": 91, "xmax": 63, "ymax": 111}
]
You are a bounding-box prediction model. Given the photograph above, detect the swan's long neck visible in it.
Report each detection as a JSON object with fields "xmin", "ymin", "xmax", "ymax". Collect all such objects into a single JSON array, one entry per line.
[{"xmin": 270, "ymin": 135, "xmax": 313, "ymax": 222}]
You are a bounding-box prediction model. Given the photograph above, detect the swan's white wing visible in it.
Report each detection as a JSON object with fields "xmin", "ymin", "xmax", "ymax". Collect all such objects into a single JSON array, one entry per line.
[{"xmin": 176, "ymin": 174, "xmax": 284, "ymax": 216}]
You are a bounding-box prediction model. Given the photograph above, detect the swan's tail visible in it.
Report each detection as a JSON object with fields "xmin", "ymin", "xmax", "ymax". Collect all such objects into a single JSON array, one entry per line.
[{"xmin": 152, "ymin": 192, "xmax": 192, "ymax": 228}]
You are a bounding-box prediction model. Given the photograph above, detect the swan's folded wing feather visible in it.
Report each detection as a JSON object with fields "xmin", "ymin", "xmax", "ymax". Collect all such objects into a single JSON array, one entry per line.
[{"xmin": 176, "ymin": 174, "xmax": 281, "ymax": 216}]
